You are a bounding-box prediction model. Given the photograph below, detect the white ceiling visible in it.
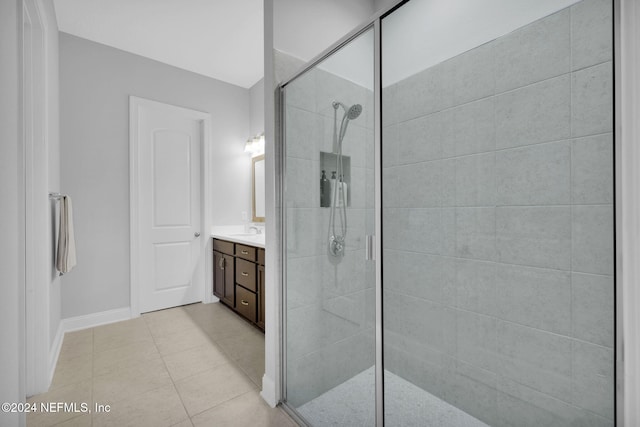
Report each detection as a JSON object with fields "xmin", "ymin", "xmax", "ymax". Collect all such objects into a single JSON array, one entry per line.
[{"xmin": 53, "ymin": 0, "xmax": 264, "ymax": 89}]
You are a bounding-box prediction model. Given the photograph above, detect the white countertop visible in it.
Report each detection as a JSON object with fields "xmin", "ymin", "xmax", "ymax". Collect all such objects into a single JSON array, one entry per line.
[{"xmin": 211, "ymin": 225, "xmax": 265, "ymax": 248}]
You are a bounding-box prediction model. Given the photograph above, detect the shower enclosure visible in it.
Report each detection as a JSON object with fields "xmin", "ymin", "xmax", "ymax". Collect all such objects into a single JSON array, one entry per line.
[{"xmin": 280, "ymin": 0, "xmax": 615, "ymax": 425}]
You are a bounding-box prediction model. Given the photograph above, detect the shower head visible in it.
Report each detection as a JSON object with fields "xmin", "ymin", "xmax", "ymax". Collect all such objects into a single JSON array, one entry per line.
[
  {"xmin": 332, "ymin": 101, "xmax": 363, "ymax": 121},
  {"xmin": 347, "ymin": 104, "xmax": 362, "ymax": 120}
]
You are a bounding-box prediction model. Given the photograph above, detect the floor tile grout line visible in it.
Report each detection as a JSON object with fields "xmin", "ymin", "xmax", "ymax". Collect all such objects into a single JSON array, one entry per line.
[
  {"xmin": 233, "ymin": 356, "xmax": 265, "ymax": 389},
  {"xmin": 187, "ymin": 389, "xmax": 260, "ymax": 422},
  {"xmin": 210, "ymin": 327, "xmax": 266, "ymax": 388},
  {"xmin": 143, "ymin": 309, "xmax": 193, "ymax": 426}
]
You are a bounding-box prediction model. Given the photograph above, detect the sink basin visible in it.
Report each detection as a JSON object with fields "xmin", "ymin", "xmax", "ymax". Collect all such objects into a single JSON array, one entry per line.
[{"xmin": 230, "ymin": 233, "xmax": 263, "ymax": 237}]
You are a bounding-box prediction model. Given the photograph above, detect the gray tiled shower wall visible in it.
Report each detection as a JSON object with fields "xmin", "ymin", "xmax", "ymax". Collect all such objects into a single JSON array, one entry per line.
[
  {"xmin": 382, "ymin": 0, "xmax": 614, "ymax": 426},
  {"xmin": 284, "ymin": 57, "xmax": 376, "ymax": 408}
]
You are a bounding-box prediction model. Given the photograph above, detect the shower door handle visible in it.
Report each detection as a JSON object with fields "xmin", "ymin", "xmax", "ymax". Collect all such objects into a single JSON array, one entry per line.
[{"xmin": 365, "ymin": 235, "xmax": 375, "ymax": 261}]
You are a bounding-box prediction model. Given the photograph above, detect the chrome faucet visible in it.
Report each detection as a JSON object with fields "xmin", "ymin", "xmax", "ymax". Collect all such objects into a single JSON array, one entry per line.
[{"xmin": 248, "ymin": 226, "xmax": 262, "ymax": 235}]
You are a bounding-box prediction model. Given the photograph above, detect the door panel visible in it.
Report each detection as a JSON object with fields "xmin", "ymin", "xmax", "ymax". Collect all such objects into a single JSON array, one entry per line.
[
  {"xmin": 282, "ymin": 27, "xmax": 376, "ymax": 424},
  {"xmin": 134, "ymin": 98, "xmax": 204, "ymax": 313},
  {"xmin": 153, "ymin": 242, "xmax": 190, "ymax": 291},
  {"xmin": 152, "ymin": 130, "xmax": 192, "ymax": 227}
]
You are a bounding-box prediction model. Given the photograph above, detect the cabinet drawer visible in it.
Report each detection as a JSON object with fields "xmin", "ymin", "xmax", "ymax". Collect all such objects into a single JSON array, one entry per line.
[
  {"xmin": 213, "ymin": 239, "xmax": 234, "ymax": 255},
  {"xmin": 257, "ymin": 248, "xmax": 265, "ymax": 266},
  {"xmin": 235, "ymin": 244, "xmax": 256, "ymax": 261},
  {"xmin": 235, "ymin": 285, "xmax": 257, "ymax": 323},
  {"xmin": 235, "ymin": 258, "xmax": 257, "ymax": 291}
]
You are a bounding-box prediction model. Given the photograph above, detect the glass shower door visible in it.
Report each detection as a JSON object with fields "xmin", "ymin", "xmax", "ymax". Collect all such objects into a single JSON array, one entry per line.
[
  {"xmin": 381, "ymin": 0, "xmax": 614, "ymax": 426},
  {"xmin": 282, "ymin": 27, "xmax": 376, "ymax": 426}
]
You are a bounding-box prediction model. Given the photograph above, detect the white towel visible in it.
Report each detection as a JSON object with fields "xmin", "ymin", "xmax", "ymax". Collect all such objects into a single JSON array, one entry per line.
[{"xmin": 56, "ymin": 195, "xmax": 77, "ymax": 274}]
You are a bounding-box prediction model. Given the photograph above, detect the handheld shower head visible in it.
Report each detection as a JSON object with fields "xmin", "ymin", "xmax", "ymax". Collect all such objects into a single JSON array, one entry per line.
[
  {"xmin": 332, "ymin": 101, "xmax": 363, "ymax": 121},
  {"xmin": 332, "ymin": 101, "xmax": 363, "ymax": 143},
  {"xmin": 347, "ymin": 104, "xmax": 362, "ymax": 120}
]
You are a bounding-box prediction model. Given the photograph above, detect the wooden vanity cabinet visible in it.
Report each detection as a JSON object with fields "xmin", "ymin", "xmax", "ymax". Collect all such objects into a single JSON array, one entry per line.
[{"xmin": 212, "ymin": 238, "xmax": 265, "ymax": 332}]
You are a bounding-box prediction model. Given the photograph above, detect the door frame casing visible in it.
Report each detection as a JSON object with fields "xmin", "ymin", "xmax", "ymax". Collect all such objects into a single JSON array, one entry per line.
[
  {"xmin": 129, "ymin": 96, "xmax": 214, "ymax": 317},
  {"xmin": 23, "ymin": 0, "xmax": 53, "ymax": 396}
]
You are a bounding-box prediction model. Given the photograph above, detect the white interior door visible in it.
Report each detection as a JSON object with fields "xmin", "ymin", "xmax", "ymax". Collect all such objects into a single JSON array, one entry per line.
[{"xmin": 132, "ymin": 97, "xmax": 206, "ymax": 313}]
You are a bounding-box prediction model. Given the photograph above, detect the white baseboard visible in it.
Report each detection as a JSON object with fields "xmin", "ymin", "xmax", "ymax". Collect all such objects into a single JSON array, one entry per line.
[
  {"xmin": 260, "ymin": 374, "xmax": 278, "ymax": 408},
  {"xmin": 48, "ymin": 323, "xmax": 64, "ymax": 385},
  {"xmin": 62, "ymin": 306, "xmax": 132, "ymax": 333}
]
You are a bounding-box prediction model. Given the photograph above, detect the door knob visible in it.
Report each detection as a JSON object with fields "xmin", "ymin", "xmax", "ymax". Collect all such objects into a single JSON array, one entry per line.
[{"xmin": 194, "ymin": 232, "xmax": 201, "ymax": 237}]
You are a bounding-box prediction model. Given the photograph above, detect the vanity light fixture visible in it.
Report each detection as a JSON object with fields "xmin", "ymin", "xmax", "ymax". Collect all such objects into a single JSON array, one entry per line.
[{"xmin": 244, "ymin": 132, "xmax": 265, "ymax": 156}]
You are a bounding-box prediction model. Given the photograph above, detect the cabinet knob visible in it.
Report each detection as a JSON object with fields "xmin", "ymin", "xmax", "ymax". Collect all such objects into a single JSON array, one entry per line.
[
  {"xmin": 241, "ymin": 272, "xmax": 249, "ymax": 277},
  {"xmin": 194, "ymin": 232, "xmax": 201, "ymax": 237},
  {"xmin": 240, "ymin": 300, "xmax": 249, "ymax": 306}
]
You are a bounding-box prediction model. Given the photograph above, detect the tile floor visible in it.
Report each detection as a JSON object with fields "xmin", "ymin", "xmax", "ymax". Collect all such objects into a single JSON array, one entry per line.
[{"xmin": 27, "ymin": 302, "xmax": 297, "ymax": 427}]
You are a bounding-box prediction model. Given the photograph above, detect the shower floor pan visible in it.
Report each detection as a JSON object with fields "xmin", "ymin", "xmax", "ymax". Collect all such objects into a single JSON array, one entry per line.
[{"xmin": 297, "ymin": 367, "xmax": 489, "ymax": 427}]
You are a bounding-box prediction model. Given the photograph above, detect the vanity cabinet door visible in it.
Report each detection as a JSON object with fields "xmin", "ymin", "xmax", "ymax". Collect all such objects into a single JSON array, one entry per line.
[
  {"xmin": 213, "ymin": 250, "xmax": 235, "ymax": 306},
  {"xmin": 257, "ymin": 264, "xmax": 265, "ymax": 330},
  {"xmin": 213, "ymin": 251, "xmax": 225, "ymax": 299},
  {"xmin": 222, "ymin": 254, "xmax": 235, "ymax": 306}
]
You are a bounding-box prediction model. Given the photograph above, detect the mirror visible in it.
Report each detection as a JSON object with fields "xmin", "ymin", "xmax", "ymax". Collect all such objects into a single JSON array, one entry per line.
[{"xmin": 252, "ymin": 154, "xmax": 265, "ymax": 222}]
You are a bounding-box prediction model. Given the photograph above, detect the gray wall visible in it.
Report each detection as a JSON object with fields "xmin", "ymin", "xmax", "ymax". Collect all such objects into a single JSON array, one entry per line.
[
  {"xmin": 250, "ymin": 78, "xmax": 265, "ymax": 137},
  {"xmin": 59, "ymin": 33, "xmax": 252, "ymax": 318},
  {"xmin": 382, "ymin": 0, "xmax": 614, "ymax": 425},
  {"xmin": 0, "ymin": 0, "xmax": 25, "ymax": 424}
]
